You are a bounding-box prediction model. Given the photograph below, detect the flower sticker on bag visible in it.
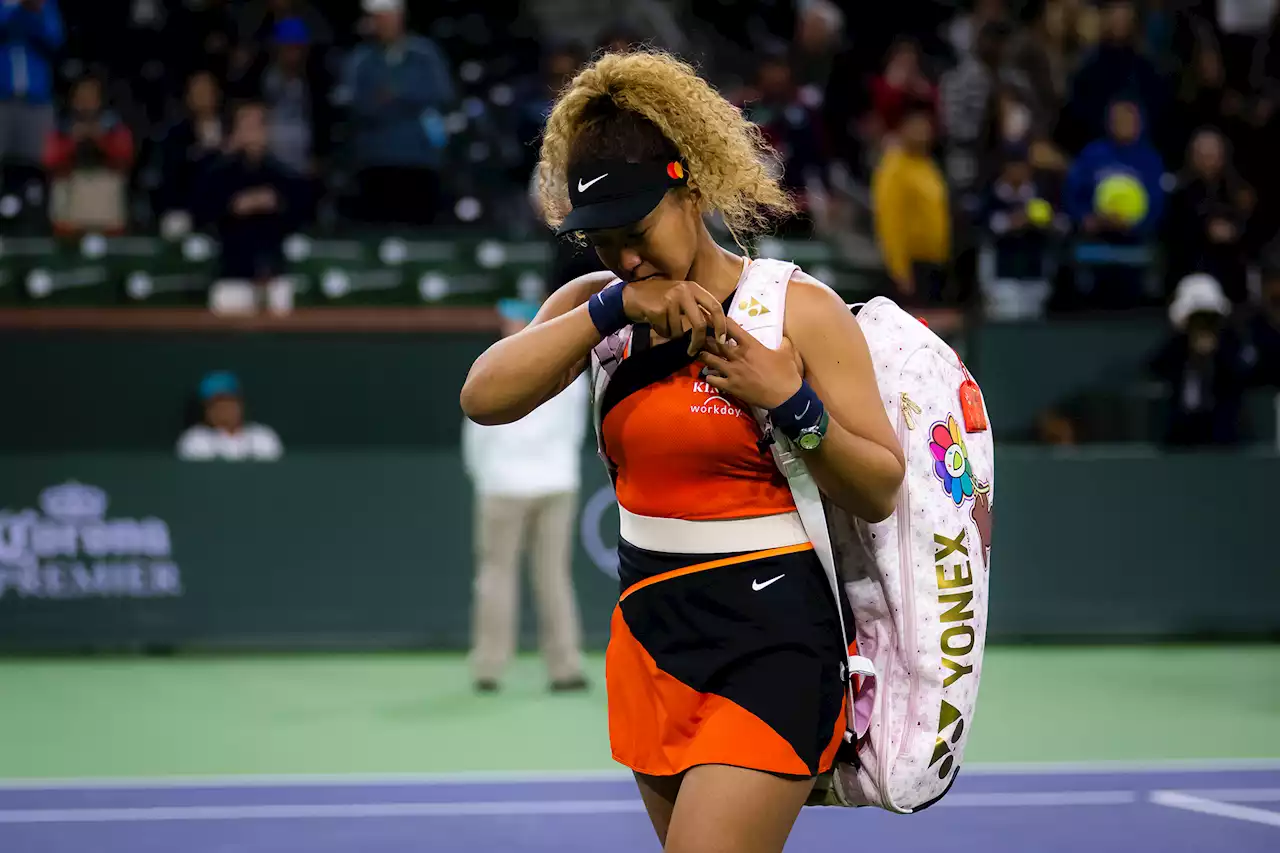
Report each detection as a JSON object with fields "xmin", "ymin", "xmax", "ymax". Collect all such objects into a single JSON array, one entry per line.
[{"xmin": 930, "ymin": 415, "xmax": 988, "ymax": 506}]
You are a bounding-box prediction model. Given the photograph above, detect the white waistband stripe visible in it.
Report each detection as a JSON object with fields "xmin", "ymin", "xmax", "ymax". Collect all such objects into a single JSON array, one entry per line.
[{"xmin": 618, "ymin": 507, "xmax": 812, "ymax": 555}]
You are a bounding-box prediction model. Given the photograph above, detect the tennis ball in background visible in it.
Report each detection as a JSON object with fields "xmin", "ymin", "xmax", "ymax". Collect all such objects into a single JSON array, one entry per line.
[
  {"xmin": 1026, "ymin": 198, "xmax": 1053, "ymax": 227},
  {"xmin": 1094, "ymin": 174, "xmax": 1148, "ymax": 226}
]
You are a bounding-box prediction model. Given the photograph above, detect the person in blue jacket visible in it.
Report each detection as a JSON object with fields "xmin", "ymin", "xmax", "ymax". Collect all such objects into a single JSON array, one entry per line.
[
  {"xmin": 0, "ymin": 0, "xmax": 64, "ymax": 167},
  {"xmin": 1064, "ymin": 98, "xmax": 1166, "ymax": 309},
  {"xmin": 337, "ymin": 0, "xmax": 456, "ymax": 226}
]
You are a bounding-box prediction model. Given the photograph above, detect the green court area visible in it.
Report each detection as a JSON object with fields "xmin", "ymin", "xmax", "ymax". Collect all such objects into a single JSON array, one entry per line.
[{"xmin": 1, "ymin": 645, "xmax": 1276, "ymax": 779}]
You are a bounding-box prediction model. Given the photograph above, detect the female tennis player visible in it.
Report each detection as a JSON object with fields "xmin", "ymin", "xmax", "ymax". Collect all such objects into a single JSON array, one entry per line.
[{"xmin": 461, "ymin": 49, "xmax": 905, "ymax": 853}]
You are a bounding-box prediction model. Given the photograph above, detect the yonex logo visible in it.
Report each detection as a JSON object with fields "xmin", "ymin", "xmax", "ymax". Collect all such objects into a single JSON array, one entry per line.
[
  {"xmin": 928, "ymin": 699, "xmax": 966, "ymax": 780},
  {"xmin": 737, "ymin": 297, "xmax": 770, "ymax": 317}
]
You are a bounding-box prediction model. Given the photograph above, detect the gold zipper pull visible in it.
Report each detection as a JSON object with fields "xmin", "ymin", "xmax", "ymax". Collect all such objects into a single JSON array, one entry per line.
[{"xmin": 901, "ymin": 393, "xmax": 922, "ymax": 431}]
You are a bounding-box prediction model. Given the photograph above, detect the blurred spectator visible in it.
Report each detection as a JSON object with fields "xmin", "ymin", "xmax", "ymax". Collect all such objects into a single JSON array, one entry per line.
[
  {"xmin": 229, "ymin": 0, "xmax": 333, "ymax": 102},
  {"xmin": 338, "ymin": 0, "xmax": 456, "ymax": 226},
  {"xmin": 42, "ymin": 75, "xmax": 135, "ymax": 236},
  {"xmin": 515, "ymin": 42, "xmax": 587, "ymax": 181},
  {"xmin": 1064, "ymin": 99, "xmax": 1165, "ymax": 308},
  {"xmin": 939, "ymin": 20, "xmax": 1023, "ymax": 200},
  {"xmin": 871, "ymin": 102, "xmax": 952, "ymax": 303},
  {"xmin": 791, "ymin": 0, "xmax": 846, "ymax": 90},
  {"xmin": 1150, "ymin": 273, "xmax": 1249, "ymax": 446},
  {"xmin": 1170, "ymin": 31, "xmax": 1239, "ymax": 165},
  {"xmin": 0, "ymin": 0, "xmax": 64, "ymax": 171},
  {"xmin": 804, "ymin": 3, "xmax": 869, "ymax": 179},
  {"xmin": 1243, "ymin": 10, "xmax": 1280, "ymax": 201},
  {"xmin": 170, "ymin": 0, "xmax": 240, "ymax": 84},
  {"xmin": 152, "ymin": 71, "xmax": 226, "ymax": 228},
  {"xmin": 945, "ymin": 0, "xmax": 1009, "ymax": 60},
  {"xmin": 1245, "ymin": 257, "xmax": 1280, "ymax": 386},
  {"xmin": 869, "ymin": 39, "xmax": 938, "ymax": 146},
  {"xmin": 1061, "ymin": 0, "xmax": 1168, "ymax": 154},
  {"xmin": 1249, "ymin": 7, "xmax": 1280, "ymax": 116},
  {"xmin": 462, "ymin": 298, "xmax": 589, "ymax": 693},
  {"xmin": 195, "ymin": 100, "xmax": 308, "ymax": 315},
  {"xmin": 177, "ymin": 370, "xmax": 283, "ymax": 462},
  {"xmin": 254, "ymin": 17, "xmax": 333, "ymax": 178},
  {"xmin": 1163, "ymin": 128, "xmax": 1253, "ymax": 303},
  {"xmin": 237, "ymin": 0, "xmax": 332, "ymax": 54},
  {"xmin": 736, "ymin": 53, "xmax": 827, "ymax": 235},
  {"xmin": 1219, "ymin": 0, "xmax": 1276, "ymax": 92},
  {"xmin": 980, "ymin": 143, "xmax": 1065, "ymax": 320},
  {"xmin": 1007, "ymin": 0, "xmax": 1080, "ymax": 133}
]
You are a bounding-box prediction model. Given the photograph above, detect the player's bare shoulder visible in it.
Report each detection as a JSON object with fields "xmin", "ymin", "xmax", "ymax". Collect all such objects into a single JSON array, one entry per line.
[{"xmin": 783, "ymin": 267, "xmax": 856, "ymax": 336}]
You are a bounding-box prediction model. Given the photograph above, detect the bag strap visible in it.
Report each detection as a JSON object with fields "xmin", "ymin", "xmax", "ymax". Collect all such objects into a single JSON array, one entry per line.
[
  {"xmin": 589, "ymin": 324, "xmax": 633, "ymax": 484},
  {"xmin": 727, "ymin": 260, "xmax": 871, "ymax": 739}
]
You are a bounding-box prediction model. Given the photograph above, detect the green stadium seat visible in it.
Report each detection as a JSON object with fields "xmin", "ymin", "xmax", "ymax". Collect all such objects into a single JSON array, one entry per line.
[
  {"xmin": 120, "ymin": 235, "xmax": 219, "ymax": 306},
  {"xmin": 286, "ymin": 235, "xmax": 408, "ymax": 306},
  {"xmin": 22, "ymin": 234, "xmax": 121, "ymax": 306},
  {"xmin": 0, "ymin": 236, "xmax": 56, "ymax": 305},
  {"xmin": 0, "ymin": 226, "xmax": 886, "ymax": 310}
]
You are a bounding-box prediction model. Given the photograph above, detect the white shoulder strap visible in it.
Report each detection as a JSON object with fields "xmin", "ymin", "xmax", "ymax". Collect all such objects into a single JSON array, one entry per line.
[
  {"xmin": 727, "ymin": 258, "xmax": 793, "ymax": 348},
  {"xmin": 728, "ymin": 258, "xmax": 869, "ymax": 735}
]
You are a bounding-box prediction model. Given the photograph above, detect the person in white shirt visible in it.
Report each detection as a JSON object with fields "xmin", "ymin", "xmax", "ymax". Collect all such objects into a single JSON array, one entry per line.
[
  {"xmin": 176, "ymin": 370, "xmax": 284, "ymax": 462},
  {"xmin": 462, "ymin": 298, "xmax": 590, "ymax": 693}
]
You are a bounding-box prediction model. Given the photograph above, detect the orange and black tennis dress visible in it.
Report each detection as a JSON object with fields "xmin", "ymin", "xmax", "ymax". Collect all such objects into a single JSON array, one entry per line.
[{"xmin": 598, "ymin": 282, "xmax": 852, "ymax": 781}]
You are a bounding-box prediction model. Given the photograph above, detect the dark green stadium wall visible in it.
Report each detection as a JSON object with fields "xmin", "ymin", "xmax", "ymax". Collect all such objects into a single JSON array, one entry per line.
[
  {"xmin": 4, "ymin": 317, "xmax": 1272, "ymax": 451},
  {"xmin": 0, "ymin": 449, "xmax": 1275, "ymax": 651},
  {"xmin": 1, "ymin": 331, "xmax": 495, "ymax": 451}
]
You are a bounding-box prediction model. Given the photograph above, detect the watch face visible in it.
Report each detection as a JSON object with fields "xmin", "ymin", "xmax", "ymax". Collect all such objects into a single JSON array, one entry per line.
[{"xmin": 798, "ymin": 432, "xmax": 822, "ymax": 451}]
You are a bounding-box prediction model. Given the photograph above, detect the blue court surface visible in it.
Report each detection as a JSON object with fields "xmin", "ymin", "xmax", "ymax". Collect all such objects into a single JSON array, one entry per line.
[{"xmin": 2, "ymin": 762, "xmax": 1277, "ymax": 852}]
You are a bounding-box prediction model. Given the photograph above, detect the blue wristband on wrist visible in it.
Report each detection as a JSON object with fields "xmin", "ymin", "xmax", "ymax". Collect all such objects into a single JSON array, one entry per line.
[
  {"xmin": 588, "ymin": 282, "xmax": 629, "ymax": 337},
  {"xmin": 770, "ymin": 380, "xmax": 824, "ymax": 441}
]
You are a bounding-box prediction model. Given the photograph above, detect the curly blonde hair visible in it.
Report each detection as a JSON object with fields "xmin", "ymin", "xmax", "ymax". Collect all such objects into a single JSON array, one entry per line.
[{"xmin": 536, "ymin": 48, "xmax": 797, "ymax": 240}]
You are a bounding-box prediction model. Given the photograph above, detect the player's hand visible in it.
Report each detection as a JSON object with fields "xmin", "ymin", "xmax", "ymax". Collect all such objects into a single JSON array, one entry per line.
[
  {"xmin": 696, "ymin": 318, "xmax": 804, "ymax": 410},
  {"xmin": 622, "ymin": 278, "xmax": 727, "ymax": 356}
]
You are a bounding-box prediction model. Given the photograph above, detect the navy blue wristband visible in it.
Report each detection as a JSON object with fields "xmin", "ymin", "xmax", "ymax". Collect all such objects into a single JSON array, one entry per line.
[
  {"xmin": 770, "ymin": 380, "xmax": 824, "ymax": 441},
  {"xmin": 588, "ymin": 282, "xmax": 629, "ymax": 337}
]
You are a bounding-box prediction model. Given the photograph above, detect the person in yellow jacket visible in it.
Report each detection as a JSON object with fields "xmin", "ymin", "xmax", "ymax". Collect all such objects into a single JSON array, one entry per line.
[{"xmin": 871, "ymin": 103, "xmax": 952, "ymax": 301}]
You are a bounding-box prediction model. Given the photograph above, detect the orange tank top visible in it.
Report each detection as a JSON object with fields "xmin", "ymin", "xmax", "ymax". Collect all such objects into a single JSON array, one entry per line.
[{"xmin": 600, "ymin": 332, "xmax": 797, "ymax": 522}]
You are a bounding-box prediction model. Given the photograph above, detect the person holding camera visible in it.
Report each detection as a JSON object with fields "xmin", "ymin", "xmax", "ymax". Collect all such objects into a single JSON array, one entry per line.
[{"xmin": 42, "ymin": 74, "xmax": 134, "ymax": 235}]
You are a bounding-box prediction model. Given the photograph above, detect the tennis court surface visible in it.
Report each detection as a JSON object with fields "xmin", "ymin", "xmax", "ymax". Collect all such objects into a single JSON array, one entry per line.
[
  {"xmin": 3, "ymin": 762, "xmax": 1278, "ymax": 852},
  {"xmin": 3, "ymin": 648, "xmax": 1276, "ymax": 851}
]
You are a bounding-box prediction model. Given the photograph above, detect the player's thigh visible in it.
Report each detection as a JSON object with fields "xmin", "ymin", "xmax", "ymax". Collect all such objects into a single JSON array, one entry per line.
[
  {"xmin": 633, "ymin": 771, "xmax": 683, "ymax": 845},
  {"xmin": 664, "ymin": 764, "xmax": 814, "ymax": 853}
]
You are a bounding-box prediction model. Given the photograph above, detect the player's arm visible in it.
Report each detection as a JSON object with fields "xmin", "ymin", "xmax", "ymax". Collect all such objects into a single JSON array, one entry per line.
[
  {"xmin": 460, "ymin": 271, "xmax": 616, "ymax": 425},
  {"xmin": 786, "ymin": 274, "xmax": 906, "ymax": 522}
]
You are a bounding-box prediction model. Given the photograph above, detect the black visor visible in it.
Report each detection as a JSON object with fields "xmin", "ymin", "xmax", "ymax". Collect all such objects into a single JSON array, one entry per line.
[{"xmin": 556, "ymin": 159, "xmax": 689, "ymax": 236}]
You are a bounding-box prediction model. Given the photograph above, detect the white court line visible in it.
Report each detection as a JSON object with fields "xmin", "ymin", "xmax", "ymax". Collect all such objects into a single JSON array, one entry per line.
[
  {"xmin": 940, "ymin": 791, "xmax": 1138, "ymax": 808},
  {"xmin": 1150, "ymin": 790, "xmax": 1280, "ymax": 829},
  {"xmin": 1170, "ymin": 789, "xmax": 1280, "ymax": 803},
  {"xmin": 2, "ymin": 759, "xmax": 1278, "ymax": 790},
  {"xmin": 0, "ymin": 791, "xmax": 1139, "ymax": 824},
  {"xmin": 0, "ymin": 799, "xmax": 646, "ymax": 824}
]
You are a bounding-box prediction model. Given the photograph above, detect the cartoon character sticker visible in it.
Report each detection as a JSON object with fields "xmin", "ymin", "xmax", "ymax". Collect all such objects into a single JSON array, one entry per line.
[
  {"xmin": 970, "ymin": 489, "xmax": 993, "ymax": 564},
  {"xmin": 929, "ymin": 415, "xmax": 990, "ymax": 506}
]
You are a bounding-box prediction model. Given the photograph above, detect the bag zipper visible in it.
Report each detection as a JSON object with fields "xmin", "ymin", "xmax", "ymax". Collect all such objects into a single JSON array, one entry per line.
[{"xmin": 889, "ymin": 388, "xmax": 920, "ymax": 810}]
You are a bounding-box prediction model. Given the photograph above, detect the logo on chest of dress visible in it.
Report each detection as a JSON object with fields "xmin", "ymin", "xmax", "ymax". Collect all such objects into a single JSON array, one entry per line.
[{"xmin": 688, "ymin": 378, "xmax": 749, "ymax": 418}]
